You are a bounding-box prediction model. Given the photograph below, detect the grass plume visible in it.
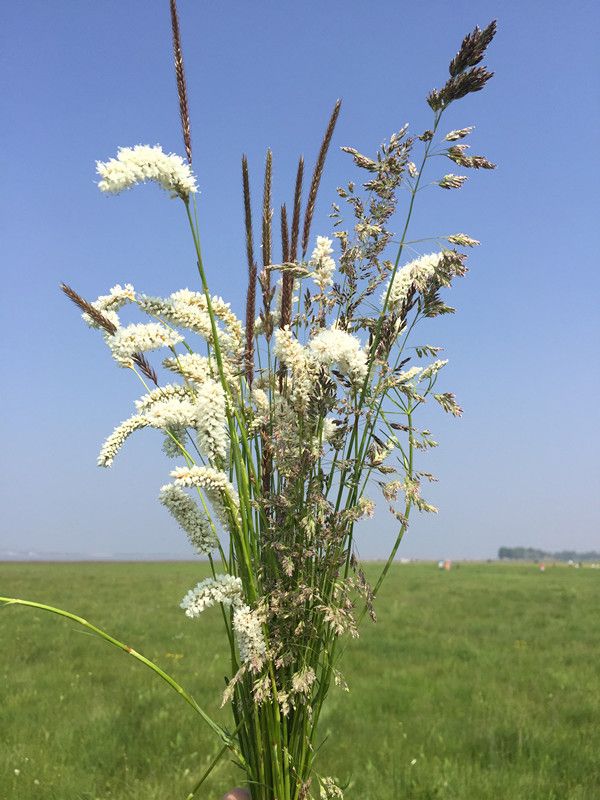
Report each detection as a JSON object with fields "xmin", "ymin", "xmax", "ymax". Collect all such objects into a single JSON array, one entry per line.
[
  {"xmin": 169, "ymin": 0, "xmax": 193, "ymax": 164},
  {"xmin": 302, "ymin": 99, "xmax": 341, "ymax": 257}
]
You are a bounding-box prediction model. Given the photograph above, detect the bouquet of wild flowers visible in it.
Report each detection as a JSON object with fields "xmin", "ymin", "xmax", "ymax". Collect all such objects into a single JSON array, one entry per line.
[{"xmin": 1, "ymin": 7, "xmax": 496, "ymax": 799}]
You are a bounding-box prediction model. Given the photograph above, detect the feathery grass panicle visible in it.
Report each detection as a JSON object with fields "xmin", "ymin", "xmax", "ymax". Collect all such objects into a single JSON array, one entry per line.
[
  {"xmin": 428, "ymin": 21, "xmax": 496, "ymax": 111},
  {"xmin": 169, "ymin": 0, "xmax": 192, "ymax": 164},
  {"xmin": 449, "ymin": 20, "xmax": 497, "ymax": 76},
  {"xmin": 302, "ymin": 100, "xmax": 342, "ymax": 257}
]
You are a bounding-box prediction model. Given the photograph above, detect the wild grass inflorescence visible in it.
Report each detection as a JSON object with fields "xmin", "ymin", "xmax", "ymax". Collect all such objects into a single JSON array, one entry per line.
[{"xmin": 1, "ymin": 10, "xmax": 496, "ymax": 800}]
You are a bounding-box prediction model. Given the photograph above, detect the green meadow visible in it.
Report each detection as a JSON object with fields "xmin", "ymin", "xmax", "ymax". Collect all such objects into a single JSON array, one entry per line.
[{"xmin": 1, "ymin": 562, "xmax": 598, "ymax": 800}]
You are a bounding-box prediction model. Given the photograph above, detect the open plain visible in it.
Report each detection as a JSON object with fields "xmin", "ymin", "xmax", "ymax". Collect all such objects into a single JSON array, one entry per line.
[{"xmin": 1, "ymin": 562, "xmax": 598, "ymax": 800}]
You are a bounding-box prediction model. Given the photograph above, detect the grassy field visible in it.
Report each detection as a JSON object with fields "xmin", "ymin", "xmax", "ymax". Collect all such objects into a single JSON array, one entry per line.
[{"xmin": 1, "ymin": 561, "xmax": 599, "ymax": 800}]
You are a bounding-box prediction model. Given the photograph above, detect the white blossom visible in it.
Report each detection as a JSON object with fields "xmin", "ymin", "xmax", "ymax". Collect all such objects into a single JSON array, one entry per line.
[
  {"xmin": 180, "ymin": 574, "xmax": 243, "ymax": 619},
  {"xmin": 309, "ymin": 236, "xmax": 336, "ymax": 290},
  {"xmin": 322, "ymin": 417, "xmax": 338, "ymax": 443},
  {"xmin": 320, "ymin": 777, "xmax": 344, "ymax": 800},
  {"xmin": 444, "ymin": 127, "xmax": 473, "ymax": 141},
  {"xmin": 273, "ymin": 327, "xmax": 315, "ymax": 411},
  {"xmin": 143, "ymin": 395, "xmax": 200, "ymax": 430},
  {"xmin": 383, "ymin": 252, "xmax": 444, "ymax": 311},
  {"xmin": 195, "ymin": 379, "xmax": 228, "ymax": 462},
  {"xmin": 135, "ymin": 383, "xmax": 190, "ymax": 412},
  {"xmin": 233, "ymin": 604, "xmax": 267, "ymax": 665},
  {"xmin": 140, "ymin": 290, "xmax": 244, "ymax": 365},
  {"xmin": 419, "ymin": 359, "xmax": 448, "ymax": 380},
  {"xmin": 108, "ymin": 323, "xmax": 184, "ymax": 368},
  {"xmin": 308, "ymin": 326, "xmax": 368, "ymax": 385},
  {"xmin": 163, "ymin": 352, "xmax": 212, "ymax": 385},
  {"xmin": 170, "ymin": 466, "xmax": 239, "ymax": 533},
  {"xmin": 396, "ymin": 366, "xmax": 423, "ymax": 383},
  {"xmin": 97, "ymin": 414, "xmax": 147, "ymax": 467},
  {"xmin": 96, "ymin": 145, "xmax": 197, "ymax": 198},
  {"xmin": 82, "ymin": 283, "xmax": 135, "ymax": 329},
  {"xmin": 159, "ymin": 483, "xmax": 218, "ymax": 554}
]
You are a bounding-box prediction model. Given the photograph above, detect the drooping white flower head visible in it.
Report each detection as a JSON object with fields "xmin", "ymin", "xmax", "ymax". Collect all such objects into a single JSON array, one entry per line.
[
  {"xmin": 308, "ymin": 326, "xmax": 368, "ymax": 386},
  {"xmin": 108, "ymin": 322, "xmax": 184, "ymax": 368},
  {"xmin": 159, "ymin": 483, "xmax": 218, "ymax": 554},
  {"xmin": 169, "ymin": 465, "xmax": 240, "ymax": 534},
  {"xmin": 97, "ymin": 414, "xmax": 147, "ymax": 467},
  {"xmin": 180, "ymin": 574, "xmax": 243, "ymax": 618},
  {"xmin": 96, "ymin": 145, "xmax": 197, "ymax": 198}
]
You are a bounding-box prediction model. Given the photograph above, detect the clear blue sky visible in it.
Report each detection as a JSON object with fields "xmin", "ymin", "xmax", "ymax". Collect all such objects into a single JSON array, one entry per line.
[{"xmin": 2, "ymin": 0, "xmax": 598, "ymax": 560}]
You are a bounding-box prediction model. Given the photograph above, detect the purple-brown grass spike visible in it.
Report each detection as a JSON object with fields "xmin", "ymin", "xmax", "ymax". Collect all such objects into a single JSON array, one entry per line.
[
  {"xmin": 244, "ymin": 266, "xmax": 257, "ymax": 387},
  {"xmin": 242, "ymin": 155, "xmax": 257, "ymax": 385},
  {"xmin": 280, "ymin": 203, "xmax": 290, "ymax": 264},
  {"xmin": 262, "ymin": 149, "xmax": 273, "ymax": 270},
  {"xmin": 302, "ymin": 99, "xmax": 342, "ymax": 258},
  {"xmin": 260, "ymin": 149, "xmax": 274, "ymax": 337},
  {"xmin": 169, "ymin": 0, "xmax": 193, "ymax": 164},
  {"xmin": 280, "ymin": 204, "xmax": 293, "ymax": 331},
  {"xmin": 290, "ymin": 156, "xmax": 304, "ymax": 262},
  {"xmin": 132, "ymin": 352, "xmax": 159, "ymax": 386},
  {"xmin": 242, "ymin": 155, "xmax": 255, "ymax": 270},
  {"xmin": 60, "ymin": 283, "xmax": 117, "ymax": 336}
]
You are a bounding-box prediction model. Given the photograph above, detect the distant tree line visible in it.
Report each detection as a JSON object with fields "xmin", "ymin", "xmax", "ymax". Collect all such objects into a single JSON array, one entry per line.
[{"xmin": 498, "ymin": 547, "xmax": 600, "ymax": 562}]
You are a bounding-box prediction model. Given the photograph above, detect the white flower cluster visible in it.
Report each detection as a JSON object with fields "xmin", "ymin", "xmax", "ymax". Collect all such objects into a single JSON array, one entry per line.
[
  {"xmin": 308, "ymin": 326, "xmax": 368, "ymax": 386},
  {"xmin": 97, "ymin": 414, "xmax": 147, "ymax": 467},
  {"xmin": 159, "ymin": 483, "xmax": 218, "ymax": 554},
  {"xmin": 96, "ymin": 145, "xmax": 197, "ymax": 198},
  {"xmin": 233, "ymin": 604, "xmax": 267, "ymax": 664},
  {"xmin": 273, "ymin": 327, "xmax": 316, "ymax": 411},
  {"xmin": 170, "ymin": 465, "xmax": 239, "ymax": 507},
  {"xmin": 320, "ymin": 777, "xmax": 344, "ymax": 800},
  {"xmin": 163, "ymin": 352, "xmax": 212, "ymax": 385},
  {"xmin": 82, "ymin": 283, "xmax": 135, "ymax": 330},
  {"xmin": 419, "ymin": 359, "xmax": 448, "ymax": 380},
  {"xmin": 136, "ymin": 380, "xmax": 226, "ymax": 461},
  {"xmin": 383, "ymin": 252, "xmax": 444, "ymax": 312},
  {"xmin": 195, "ymin": 379, "xmax": 227, "ymax": 462},
  {"xmin": 144, "ymin": 395, "xmax": 199, "ymax": 430},
  {"xmin": 139, "ymin": 290, "xmax": 211, "ymax": 339},
  {"xmin": 180, "ymin": 574, "xmax": 243, "ymax": 618},
  {"xmin": 180, "ymin": 575, "xmax": 267, "ymax": 665},
  {"xmin": 321, "ymin": 417, "xmax": 339, "ymax": 443},
  {"xmin": 169, "ymin": 466, "xmax": 240, "ymax": 533},
  {"xmin": 108, "ymin": 322, "xmax": 184, "ymax": 368},
  {"xmin": 134, "ymin": 383, "xmax": 189, "ymax": 412},
  {"xmin": 309, "ymin": 236, "xmax": 336, "ymax": 291}
]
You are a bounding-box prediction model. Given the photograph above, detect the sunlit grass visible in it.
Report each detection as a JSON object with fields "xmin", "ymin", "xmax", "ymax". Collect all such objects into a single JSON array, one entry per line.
[{"xmin": 2, "ymin": 561, "xmax": 599, "ymax": 799}]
